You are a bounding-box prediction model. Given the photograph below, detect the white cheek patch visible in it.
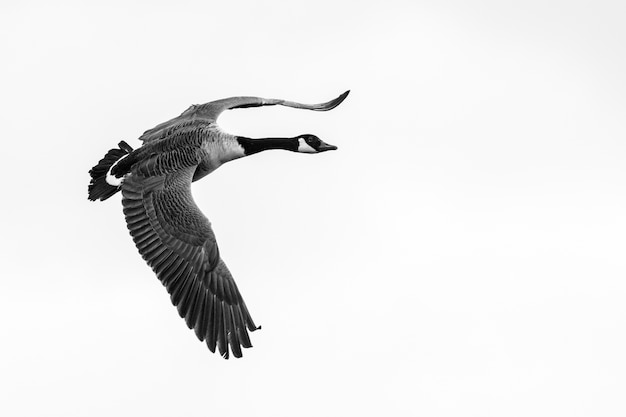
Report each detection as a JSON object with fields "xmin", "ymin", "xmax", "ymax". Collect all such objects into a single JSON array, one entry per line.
[
  {"xmin": 298, "ymin": 138, "xmax": 317, "ymax": 153},
  {"xmin": 105, "ymin": 156, "xmax": 127, "ymax": 186}
]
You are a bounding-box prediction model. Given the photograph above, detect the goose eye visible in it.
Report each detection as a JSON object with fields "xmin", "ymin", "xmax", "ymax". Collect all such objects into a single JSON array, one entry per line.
[{"xmin": 306, "ymin": 137, "xmax": 321, "ymax": 148}]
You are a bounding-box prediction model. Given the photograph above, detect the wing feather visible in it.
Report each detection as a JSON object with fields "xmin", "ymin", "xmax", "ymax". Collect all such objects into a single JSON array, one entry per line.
[
  {"xmin": 216, "ymin": 301, "xmax": 227, "ymax": 357},
  {"xmin": 121, "ymin": 166, "xmax": 258, "ymax": 359},
  {"xmin": 206, "ymin": 295, "xmax": 218, "ymax": 352}
]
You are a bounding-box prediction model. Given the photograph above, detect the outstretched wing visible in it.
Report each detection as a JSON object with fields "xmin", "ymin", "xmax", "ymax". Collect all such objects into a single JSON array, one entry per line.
[
  {"xmin": 194, "ymin": 90, "xmax": 350, "ymax": 122},
  {"xmin": 121, "ymin": 166, "xmax": 259, "ymax": 358},
  {"xmin": 138, "ymin": 90, "xmax": 350, "ymax": 144}
]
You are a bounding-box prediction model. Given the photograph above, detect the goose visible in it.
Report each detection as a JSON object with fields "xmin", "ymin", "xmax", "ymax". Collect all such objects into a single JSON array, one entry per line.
[{"xmin": 88, "ymin": 91, "xmax": 349, "ymax": 358}]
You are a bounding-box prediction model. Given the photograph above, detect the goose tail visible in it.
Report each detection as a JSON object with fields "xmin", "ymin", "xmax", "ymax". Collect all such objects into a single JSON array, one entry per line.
[{"xmin": 88, "ymin": 141, "xmax": 134, "ymax": 201}]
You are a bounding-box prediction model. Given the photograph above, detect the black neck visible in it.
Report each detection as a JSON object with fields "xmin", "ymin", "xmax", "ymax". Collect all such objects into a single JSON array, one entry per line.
[{"xmin": 236, "ymin": 136, "xmax": 299, "ymax": 155}]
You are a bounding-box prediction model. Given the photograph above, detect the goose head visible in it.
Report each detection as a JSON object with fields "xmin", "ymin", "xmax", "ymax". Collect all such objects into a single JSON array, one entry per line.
[{"xmin": 296, "ymin": 134, "xmax": 338, "ymax": 153}]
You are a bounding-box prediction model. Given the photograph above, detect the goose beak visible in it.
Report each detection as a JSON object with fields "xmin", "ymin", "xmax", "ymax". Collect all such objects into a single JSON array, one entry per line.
[{"xmin": 317, "ymin": 141, "xmax": 338, "ymax": 152}]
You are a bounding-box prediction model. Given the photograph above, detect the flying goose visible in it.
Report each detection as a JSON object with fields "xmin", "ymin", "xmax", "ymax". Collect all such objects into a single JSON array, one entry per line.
[{"xmin": 88, "ymin": 91, "xmax": 349, "ymax": 358}]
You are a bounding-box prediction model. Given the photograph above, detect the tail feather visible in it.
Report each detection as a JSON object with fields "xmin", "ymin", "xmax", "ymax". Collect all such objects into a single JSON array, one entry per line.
[{"xmin": 88, "ymin": 141, "xmax": 134, "ymax": 201}]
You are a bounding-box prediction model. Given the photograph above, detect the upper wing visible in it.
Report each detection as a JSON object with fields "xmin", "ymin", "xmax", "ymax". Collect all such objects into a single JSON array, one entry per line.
[
  {"xmin": 121, "ymin": 166, "xmax": 259, "ymax": 358},
  {"xmin": 138, "ymin": 91, "xmax": 350, "ymax": 144},
  {"xmin": 194, "ymin": 90, "xmax": 350, "ymax": 122},
  {"xmin": 137, "ymin": 113, "xmax": 212, "ymax": 145}
]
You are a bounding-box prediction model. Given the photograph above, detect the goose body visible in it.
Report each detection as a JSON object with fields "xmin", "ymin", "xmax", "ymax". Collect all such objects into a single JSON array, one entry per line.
[{"xmin": 88, "ymin": 91, "xmax": 348, "ymax": 358}]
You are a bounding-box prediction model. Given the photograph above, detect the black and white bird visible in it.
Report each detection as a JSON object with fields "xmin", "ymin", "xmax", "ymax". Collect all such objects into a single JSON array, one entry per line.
[{"xmin": 88, "ymin": 91, "xmax": 349, "ymax": 358}]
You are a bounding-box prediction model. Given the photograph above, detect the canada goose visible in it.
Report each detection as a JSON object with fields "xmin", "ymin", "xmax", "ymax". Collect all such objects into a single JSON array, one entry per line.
[{"xmin": 88, "ymin": 91, "xmax": 349, "ymax": 358}]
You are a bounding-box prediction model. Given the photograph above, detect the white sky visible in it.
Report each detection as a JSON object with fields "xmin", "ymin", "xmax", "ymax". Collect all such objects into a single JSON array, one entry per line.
[{"xmin": 1, "ymin": 1, "xmax": 626, "ymax": 416}]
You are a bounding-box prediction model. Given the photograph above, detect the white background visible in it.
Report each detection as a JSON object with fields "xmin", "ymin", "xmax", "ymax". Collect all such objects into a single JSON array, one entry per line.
[{"xmin": 1, "ymin": 1, "xmax": 625, "ymax": 416}]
